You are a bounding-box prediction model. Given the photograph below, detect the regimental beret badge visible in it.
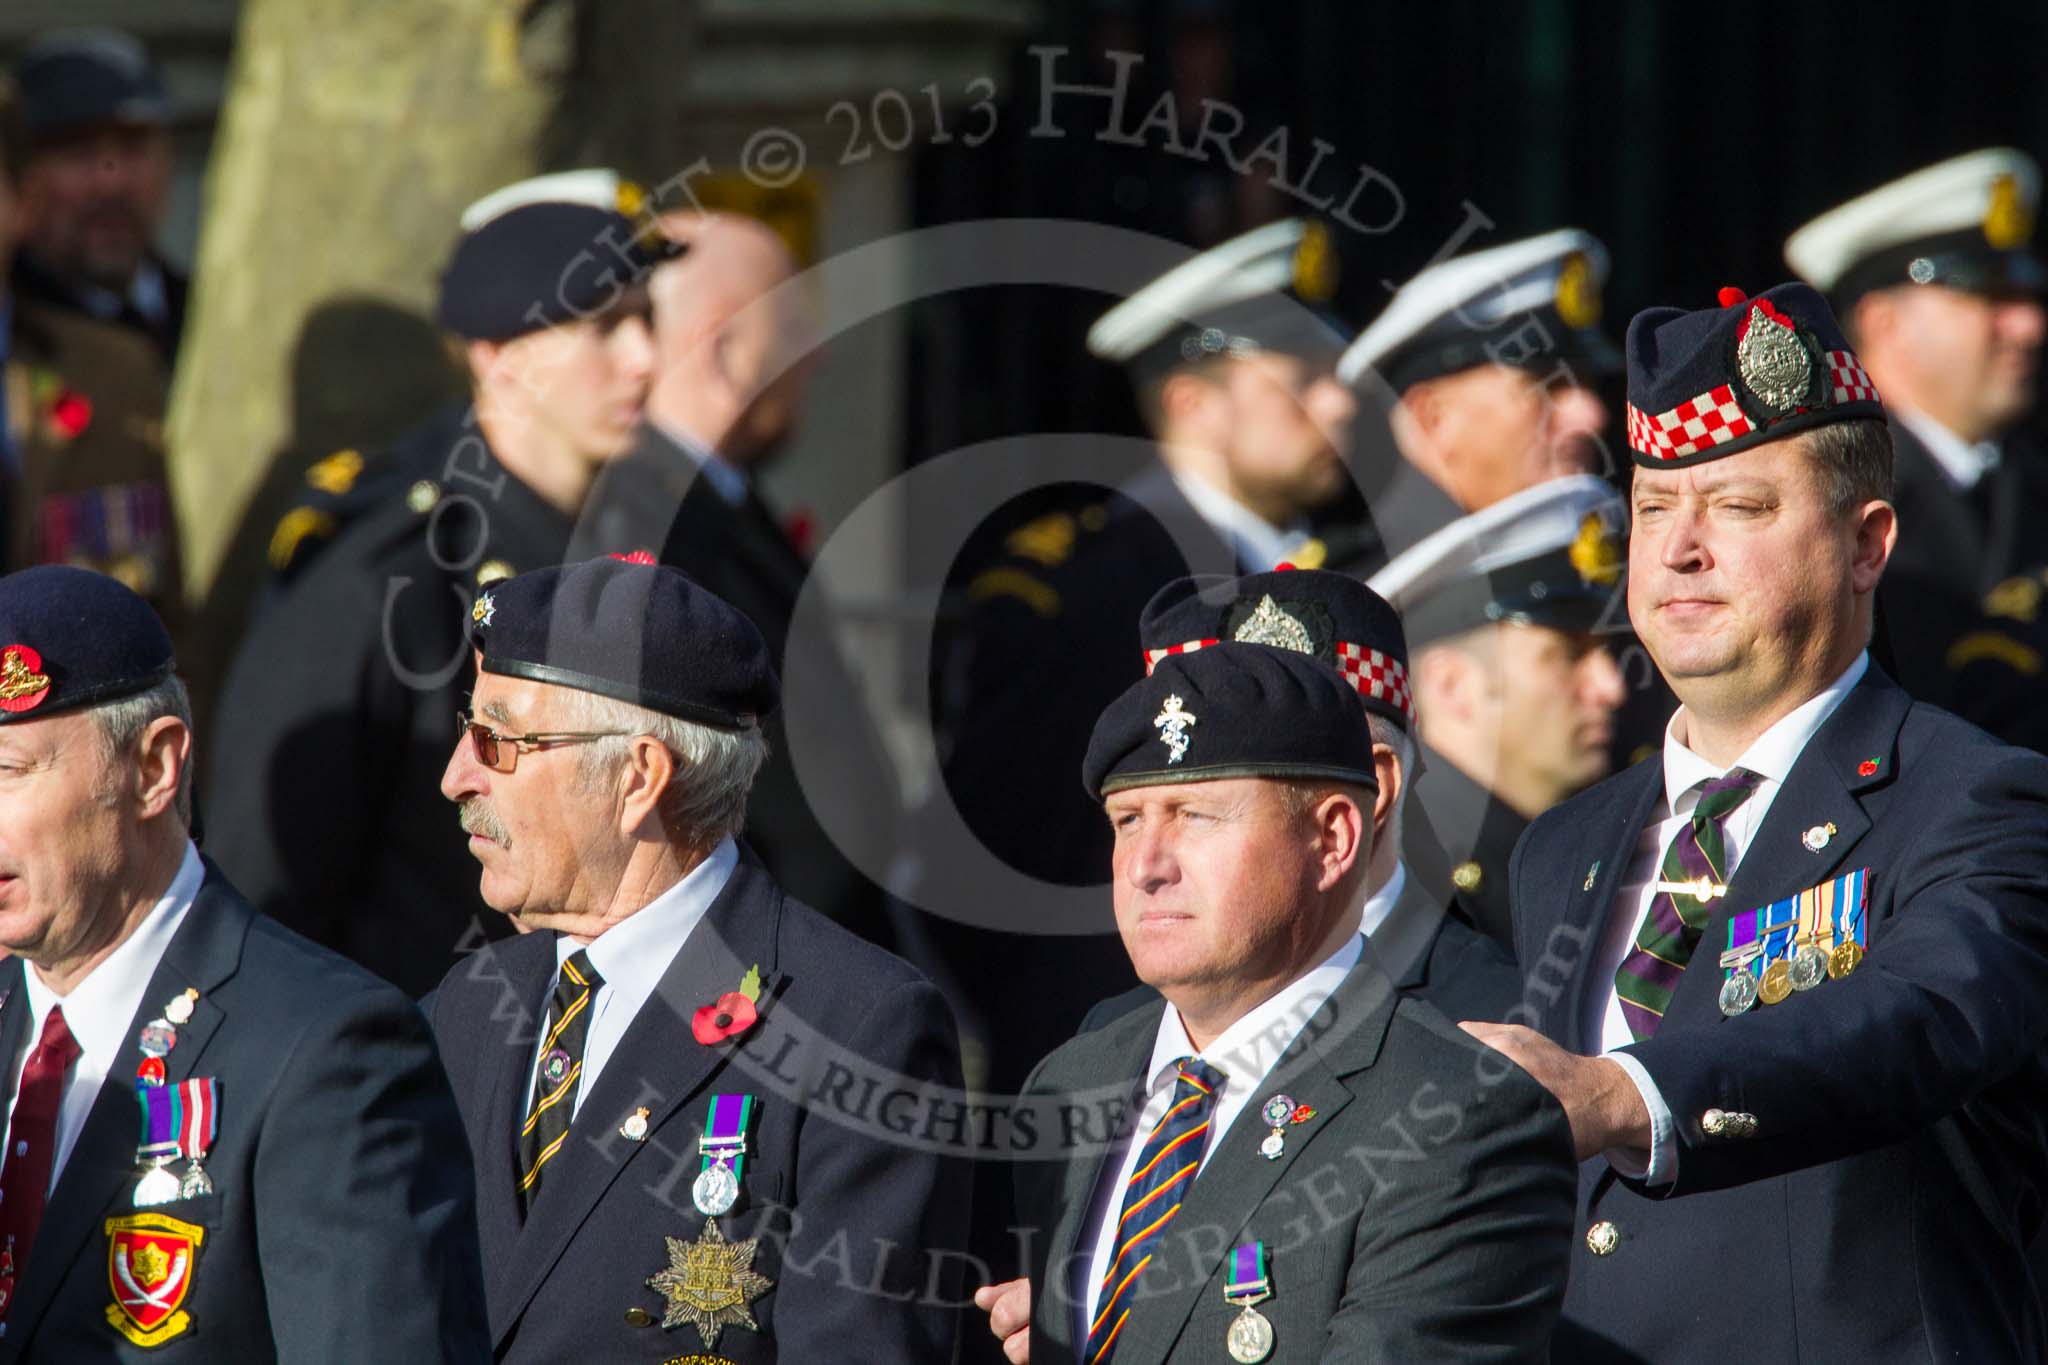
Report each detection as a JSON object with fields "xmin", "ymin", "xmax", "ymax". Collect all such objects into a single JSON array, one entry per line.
[{"xmin": 0, "ymin": 644, "xmax": 52, "ymax": 713}]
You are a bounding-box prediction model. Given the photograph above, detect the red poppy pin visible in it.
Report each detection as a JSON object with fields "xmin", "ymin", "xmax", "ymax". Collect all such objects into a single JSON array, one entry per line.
[
  {"xmin": 693, "ymin": 965, "xmax": 764, "ymax": 1045},
  {"xmin": 608, "ymin": 550, "xmax": 657, "ymax": 565},
  {"xmin": 47, "ymin": 390, "xmax": 94, "ymax": 441},
  {"xmin": 1857, "ymin": 758, "xmax": 1879, "ymax": 777}
]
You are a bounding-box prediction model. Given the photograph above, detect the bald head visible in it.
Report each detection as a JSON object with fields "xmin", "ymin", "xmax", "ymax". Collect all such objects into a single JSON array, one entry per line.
[{"xmin": 647, "ymin": 213, "xmax": 814, "ymax": 467}]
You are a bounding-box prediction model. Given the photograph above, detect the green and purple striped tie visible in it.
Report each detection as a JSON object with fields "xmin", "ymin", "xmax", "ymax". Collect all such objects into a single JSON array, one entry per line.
[{"xmin": 1615, "ymin": 768, "xmax": 1761, "ymax": 1040}]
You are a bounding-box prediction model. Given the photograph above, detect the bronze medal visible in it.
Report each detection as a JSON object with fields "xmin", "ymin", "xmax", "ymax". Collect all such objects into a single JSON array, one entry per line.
[
  {"xmin": 1828, "ymin": 941, "xmax": 1866, "ymax": 979},
  {"xmin": 1757, "ymin": 959, "xmax": 1794, "ymax": 1006}
]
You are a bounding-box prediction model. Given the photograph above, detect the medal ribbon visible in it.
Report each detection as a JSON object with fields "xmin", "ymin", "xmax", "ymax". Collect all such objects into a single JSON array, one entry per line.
[
  {"xmin": 1837, "ymin": 868, "xmax": 1868, "ymax": 951},
  {"xmin": 1721, "ymin": 912, "xmax": 1762, "ymax": 982},
  {"xmin": 173, "ymin": 1078, "xmax": 219, "ymax": 1160},
  {"xmin": 1223, "ymin": 1241, "xmax": 1268, "ymax": 1303},
  {"xmin": 1756, "ymin": 896, "xmax": 1799, "ymax": 970},
  {"xmin": 700, "ymin": 1093, "xmax": 754, "ymax": 1183},
  {"xmin": 133, "ymin": 1082, "xmax": 178, "ymax": 1158}
]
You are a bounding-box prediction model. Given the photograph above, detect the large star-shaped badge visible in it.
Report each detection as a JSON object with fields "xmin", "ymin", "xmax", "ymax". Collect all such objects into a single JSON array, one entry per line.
[{"xmin": 646, "ymin": 1218, "xmax": 774, "ymax": 1348}]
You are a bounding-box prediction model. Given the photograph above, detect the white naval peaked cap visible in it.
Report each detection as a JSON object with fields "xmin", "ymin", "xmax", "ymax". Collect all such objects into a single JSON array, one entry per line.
[
  {"xmin": 1784, "ymin": 148, "xmax": 2041, "ymax": 296},
  {"xmin": 460, "ymin": 168, "xmax": 633, "ymax": 231},
  {"xmin": 1086, "ymin": 218, "xmax": 1311, "ymax": 362},
  {"xmin": 1339, "ymin": 228, "xmax": 1614, "ymax": 389},
  {"xmin": 1367, "ymin": 474, "xmax": 1624, "ymax": 641}
]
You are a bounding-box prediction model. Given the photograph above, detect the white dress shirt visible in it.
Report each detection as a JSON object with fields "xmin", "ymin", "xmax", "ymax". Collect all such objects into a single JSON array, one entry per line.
[
  {"xmin": 1360, "ymin": 862, "xmax": 1406, "ymax": 940},
  {"xmin": 1073, "ymin": 932, "xmax": 1364, "ymax": 1345},
  {"xmin": 3, "ymin": 841, "xmax": 203, "ymax": 1195},
  {"xmin": 1592, "ymin": 653, "xmax": 1867, "ymax": 1183},
  {"xmin": 1896, "ymin": 408, "xmax": 2002, "ymax": 491},
  {"xmin": 1169, "ymin": 469, "xmax": 1309, "ymax": 571},
  {"xmin": 527, "ymin": 838, "xmax": 738, "ymax": 1121}
]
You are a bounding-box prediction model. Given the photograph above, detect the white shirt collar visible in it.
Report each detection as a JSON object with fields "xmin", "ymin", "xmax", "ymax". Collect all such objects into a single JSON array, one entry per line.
[
  {"xmin": 1167, "ymin": 468, "xmax": 1306, "ymax": 571},
  {"xmin": 1142, "ymin": 931, "xmax": 1364, "ymax": 1095},
  {"xmin": 565, "ymin": 837, "xmax": 739, "ymax": 995},
  {"xmin": 1359, "ymin": 861, "xmax": 1406, "ymax": 939},
  {"xmin": 23, "ymin": 841, "xmax": 203, "ymax": 1035},
  {"xmin": 1895, "ymin": 408, "xmax": 2002, "ymax": 491},
  {"xmin": 650, "ymin": 417, "xmax": 750, "ymax": 507},
  {"xmin": 1662, "ymin": 652, "xmax": 1869, "ymax": 808}
]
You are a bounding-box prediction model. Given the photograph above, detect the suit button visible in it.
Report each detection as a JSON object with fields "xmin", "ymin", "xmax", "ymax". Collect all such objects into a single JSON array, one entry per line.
[
  {"xmin": 1701, "ymin": 1108, "xmax": 1728, "ymax": 1136},
  {"xmin": 1586, "ymin": 1221, "xmax": 1619, "ymax": 1256},
  {"xmin": 624, "ymin": 1308, "xmax": 652, "ymax": 1327}
]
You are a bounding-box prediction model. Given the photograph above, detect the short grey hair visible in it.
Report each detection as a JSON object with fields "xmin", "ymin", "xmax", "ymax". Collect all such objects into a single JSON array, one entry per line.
[
  {"xmin": 1365, "ymin": 710, "xmax": 1411, "ymax": 850},
  {"xmin": 91, "ymin": 674, "xmax": 194, "ymax": 827},
  {"xmin": 559, "ymin": 689, "xmax": 769, "ymax": 850}
]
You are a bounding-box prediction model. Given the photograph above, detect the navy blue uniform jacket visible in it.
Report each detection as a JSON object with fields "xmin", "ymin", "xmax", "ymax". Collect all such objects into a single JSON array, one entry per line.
[
  {"xmin": 427, "ymin": 852, "xmax": 973, "ymax": 1362},
  {"xmin": 0, "ymin": 866, "xmax": 489, "ymax": 1363},
  {"xmin": 1512, "ymin": 666, "xmax": 2048, "ymax": 1362}
]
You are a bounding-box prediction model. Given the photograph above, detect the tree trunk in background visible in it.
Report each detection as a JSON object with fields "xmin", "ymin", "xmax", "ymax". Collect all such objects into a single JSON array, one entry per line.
[{"xmin": 167, "ymin": 0, "xmax": 695, "ymax": 601}]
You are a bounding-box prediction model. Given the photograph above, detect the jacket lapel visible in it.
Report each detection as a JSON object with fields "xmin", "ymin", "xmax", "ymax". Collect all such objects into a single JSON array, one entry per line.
[
  {"xmin": 3, "ymin": 868, "xmax": 249, "ymax": 1349},
  {"xmin": 1665, "ymin": 671, "xmax": 1905, "ymax": 1027},
  {"xmin": 1027, "ymin": 1009, "xmax": 1158, "ymax": 1357},
  {"xmin": 1545, "ymin": 761, "xmax": 1665, "ymax": 1051},
  {"xmin": 1111, "ymin": 960, "xmax": 1400, "ymax": 1365},
  {"xmin": 489, "ymin": 856, "xmax": 788, "ymax": 1344}
]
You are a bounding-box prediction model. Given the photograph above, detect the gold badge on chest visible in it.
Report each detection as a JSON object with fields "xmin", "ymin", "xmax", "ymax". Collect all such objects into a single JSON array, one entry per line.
[{"xmin": 646, "ymin": 1218, "xmax": 773, "ymax": 1349}]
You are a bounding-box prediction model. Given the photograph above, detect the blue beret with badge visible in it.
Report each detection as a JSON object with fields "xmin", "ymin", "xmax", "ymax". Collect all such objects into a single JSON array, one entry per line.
[
  {"xmin": 1622, "ymin": 282, "xmax": 1885, "ymax": 469},
  {"xmin": 435, "ymin": 170, "xmax": 683, "ymax": 342},
  {"xmin": 468, "ymin": 554, "xmax": 777, "ymax": 729},
  {"xmin": 0, "ymin": 565, "xmax": 174, "ymax": 723}
]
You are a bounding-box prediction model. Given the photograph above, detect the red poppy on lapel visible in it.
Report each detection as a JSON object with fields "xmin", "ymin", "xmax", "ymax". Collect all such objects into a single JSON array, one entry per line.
[
  {"xmin": 47, "ymin": 390, "xmax": 94, "ymax": 441},
  {"xmin": 691, "ymin": 964, "xmax": 765, "ymax": 1045}
]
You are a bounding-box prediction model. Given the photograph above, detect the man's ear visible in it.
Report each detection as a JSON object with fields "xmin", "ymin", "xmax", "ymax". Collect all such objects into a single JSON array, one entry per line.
[
  {"xmin": 1371, "ymin": 742, "xmax": 1403, "ymax": 840},
  {"xmin": 616, "ymin": 734, "xmax": 676, "ymax": 839},
  {"xmin": 1311, "ymin": 789, "xmax": 1369, "ymax": 894},
  {"xmin": 1849, "ymin": 498, "xmax": 1897, "ymax": 595},
  {"xmin": 133, "ymin": 716, "xmax": 191, "ymax": 822}
]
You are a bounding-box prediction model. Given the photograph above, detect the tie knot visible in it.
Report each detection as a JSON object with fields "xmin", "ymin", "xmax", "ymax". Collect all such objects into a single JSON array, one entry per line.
[
  {"xmin": 1172, "ymin": 1056, "xmax": 1227, "ymax": 1100},
  {"xmin": 37, "ymin": 1004, "xmax": 80, "ymax": 1063},
  {"xmin": 554, "ymin": 950, "xmax": 603, "ymax": 1003},
  {"xmin": 1696, "ymin": 767, "xmax": 1761, "ymax": 816}
]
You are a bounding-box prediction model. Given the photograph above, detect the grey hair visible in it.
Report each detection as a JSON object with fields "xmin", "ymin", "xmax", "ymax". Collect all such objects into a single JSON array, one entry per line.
[
  {"xmin": 559, "ymin": 689, "xmax": 768, "ymax": 850},
  {"xmin": 91, "ymin": 674, "xmax": 194, "ymax": 827}
]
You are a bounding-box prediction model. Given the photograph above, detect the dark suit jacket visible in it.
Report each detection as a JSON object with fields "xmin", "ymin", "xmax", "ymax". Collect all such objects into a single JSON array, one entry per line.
[
  {"xmin": 426, "ymin": 852, "xmax": 972, "ymax": 1363},
  {"xmin": 1510, "ymin": 666, "xmax": 2048, "ymax": 1363},
  {"xmin": 0, "ymin": 865, "xmax": 488, "ymax": 1363},
  {"xmin": 573, "ymin": 427, "xmax": 901, "ymax": 948},
  {"xmin": 1017, "ymin": 948, "xmax": 1576, "ymax": 1364}
]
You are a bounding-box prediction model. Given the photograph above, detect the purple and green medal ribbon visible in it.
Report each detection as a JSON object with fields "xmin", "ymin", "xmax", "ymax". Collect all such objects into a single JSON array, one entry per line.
[
  {"xmin": 1224, "ymin": 1241, "xmax": 1268, "ymax": 1303},
  {"xmin": 700, "ymin": 1093, "xmax": 754, "ymax": 1181},
  {"xmin": 1722, "ymin": 912, "xmax": 1763, "ymax": 984}
]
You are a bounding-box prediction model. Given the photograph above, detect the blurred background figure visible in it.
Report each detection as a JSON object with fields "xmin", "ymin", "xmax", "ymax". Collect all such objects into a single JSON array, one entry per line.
[
  {"xmin": 924, "ymin": 218, "xmax": 1357, "ymax": 1092},
  {"xmin": 574, "ymin": 209, "xmax": 903, "ymax": 949},
  {"xmin": 1786, "ymin": 149, "xmax": 2048, "ymax": 706},
  {"xmin": 8, "ymin": 27, "xmax": 185, "ymax": 364},
  {"xmin": 1336, "ymin": 229, "xmax": 1617, "ymax": 559},
  {"xmin": 0, "ymin": 76, "xmax": 180, "ymax": 634},
  {"xmin": 204, "ymin": 173, "xmax": 671, "ymax": 997},
  {"xmin": 1370, "ymin": 475, "xmax": 1629, "ymax": 946}
]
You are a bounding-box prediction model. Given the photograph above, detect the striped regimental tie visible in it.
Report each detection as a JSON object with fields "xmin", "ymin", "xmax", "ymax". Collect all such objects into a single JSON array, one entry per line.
[
  {"xmin": 517, "ymin": 950, "xmax": 603, "ymax": 1215},
  {"xmin": 1084, "ymin": 1056, "xmax": 1227, "ymax": 1364},
  {"xmin": 1615, "ymin": 768, "xmax": 1762, "ymax": 1040}
]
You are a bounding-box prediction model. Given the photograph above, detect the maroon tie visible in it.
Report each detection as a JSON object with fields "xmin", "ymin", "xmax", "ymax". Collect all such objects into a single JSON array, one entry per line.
[{"xmin": 0, "ymin": 1006, "xmax": 82, "ymax": 1321}]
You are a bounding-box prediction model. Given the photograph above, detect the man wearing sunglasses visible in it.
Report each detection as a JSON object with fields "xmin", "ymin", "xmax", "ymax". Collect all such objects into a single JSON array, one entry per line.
[{"xmin": 426, "ymin": 554, "xmax": 970, "ymax": 1364}]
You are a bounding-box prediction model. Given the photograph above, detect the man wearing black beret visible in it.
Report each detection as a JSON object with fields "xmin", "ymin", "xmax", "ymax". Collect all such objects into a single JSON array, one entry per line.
[
  {"xmin": 206, "ymin": 171, "xmax": 676, "ymax": 997},
  {"xmin": 1466, "ymin": 283, "xmax": 2048, "ymax": 1360},
  {"xmin": 975, "ymin": 582, "xmax": 1574, "ymax": 1363},
  {"xmin": 426, "ymin": 554, "xmax": 971, "ymax": 1363},
  {"xmin": 0, "ymin": 565, "xmax": 489, "ymax": 1362}
]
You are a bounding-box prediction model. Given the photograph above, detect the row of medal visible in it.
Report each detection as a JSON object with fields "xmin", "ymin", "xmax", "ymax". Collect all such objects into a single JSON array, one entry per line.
[
  {"xmin": 130, "ymin": 988, "xmax": 221, "ymax": 1207},
  {"xmin": 1718, "ymin": 867, "xmax": 1869, "ymax": 1017},
  {"xmin": 638, "ymin": 1093, "xmax": 777, "ymax": 1346}
]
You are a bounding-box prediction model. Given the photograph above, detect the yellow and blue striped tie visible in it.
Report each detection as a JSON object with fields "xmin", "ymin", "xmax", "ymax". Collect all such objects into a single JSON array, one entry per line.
[
  {"xmin": 1085, "ymin": 1056, "xmax": 1226, "ymax": 1363},
  {"xmin": 517, "ymin": 950, "xmax": 602, "ymax": 1215}
]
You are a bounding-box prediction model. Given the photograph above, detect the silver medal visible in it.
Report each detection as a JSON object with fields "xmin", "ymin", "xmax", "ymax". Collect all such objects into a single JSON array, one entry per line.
[
  {"xmin": 1227, "ymin": 1305, "xmax": 1275, "ymax": 1363},
  {"xmin": 179, "ymin": 1157, "xmax": 214, "ymax": 1200},
  {"xmin": 1718, "ymin": 971, "xmax": 1758, "ymax": 1017},
  {"xmin": 1789, "ymin": 945, "xmax": 1829, "ymax": 992},
  {"xmin": 692, "ymin": 1160, "xmax": 739, "ymax": 1217},
  {"xmin": 133, "ymin": 1161, "xmax": 183, "ymax": 1208}
]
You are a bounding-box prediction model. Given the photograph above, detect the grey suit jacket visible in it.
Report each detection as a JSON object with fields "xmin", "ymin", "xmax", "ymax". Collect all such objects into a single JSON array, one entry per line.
[
  {"xmin": 1016, "ymin": 947, "xmax": 1576, "ymax": 1364},
  {"xmin": 0, "ymin": 865, "xmax": 489, "ymax": 1364}
]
